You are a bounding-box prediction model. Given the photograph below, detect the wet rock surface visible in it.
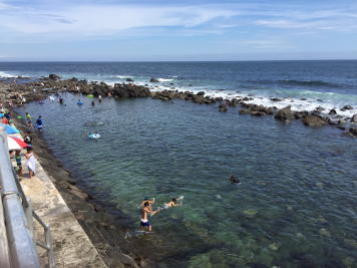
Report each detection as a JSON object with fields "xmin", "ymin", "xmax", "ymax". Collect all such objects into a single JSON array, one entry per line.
[
  {"xmin": 274, "ymin": 106, "xmax": 295, "ymax": 122},
  {"xmin": 302, "ymin": 115, "xmax": 327, "ymax": 127}
]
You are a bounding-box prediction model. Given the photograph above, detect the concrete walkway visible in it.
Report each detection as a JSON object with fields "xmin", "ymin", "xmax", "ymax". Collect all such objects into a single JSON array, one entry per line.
[{"xmin": 19, "ymin": 156, "xmax": 107, "ymax": 267}]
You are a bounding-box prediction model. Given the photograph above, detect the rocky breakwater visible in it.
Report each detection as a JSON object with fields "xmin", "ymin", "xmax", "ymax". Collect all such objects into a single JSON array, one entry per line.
[
  {"xmin": 1, "ymin": 74, "xmax": 151, "ymax": 106},
  {"xmin": 149, "ymin": 88, "xmax": 357, "ymax": 138},
  {"xmin": 1, "ymin": 74, "xmax": 356, "ymax": 138}
]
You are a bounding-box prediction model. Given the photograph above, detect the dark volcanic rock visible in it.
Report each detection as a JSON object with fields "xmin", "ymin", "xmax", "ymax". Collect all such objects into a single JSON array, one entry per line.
[
  {"xmin": 328, "ymin": 109, "xmax": 337, "ymax": 115},
  {"xmin": 197, "ymin": 91, "xmax": 205, "ymax": 96},
  {"xmin": 314, "ymin": 106, "xmax": 325, "ymax": 113},
  {"xmin": 302, "ymin": 115, "xmax": 327, "ymax": 127},
  {"xmin": 239, "ymin": 109, "xmax": 251, "ymax": 115},
  {"xmin": 348, "ymin": 127, "xmax": 357, "ymax": 137},
  {"xmin": 270, "ymin": 97, "xmax": 282, "ymax": 102},
  {"xmin": 151, "ymin": 90, "xmax": 173, "ymax": 101},
  {"xmin": 126, "ymin": 78, "xmax": 134, "ymax": 82},
  {"xmin": 351, "ymin": 114, "xmax": 357, "ymax": 123},
  {"xmin": 218, "ymin": 104, "xmax": 228, "ymax": 112},
  {"xmin": 274, "ymin": 106, "xmax": 295, "ymax": 122},
  {"xmin": 113, "ymin": 83, "xmax": 150, "ymax": 98},
  {"xmin": 250, "ymin": 111, "xmax": 266, "ymax": 116},
  {"xmin": 150, "ymin": 78, "xmax": 159, "ymax": 83},
  {"xmin": 48, "ymin": 74, "xmax": 60, "ymax": 81},
  {"xmin": 294, "ymin": 111, "xmax": 309, "ymax": 119},
  {"xmin": 341, "ymin": 105, "xmax": 353, "ymax": 111}
]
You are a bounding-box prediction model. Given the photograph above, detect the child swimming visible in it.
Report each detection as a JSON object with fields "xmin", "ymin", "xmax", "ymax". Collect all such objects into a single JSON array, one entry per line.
[{"xmin": 159, "ymin": 196, "xmax": 184, "ymax": 210}]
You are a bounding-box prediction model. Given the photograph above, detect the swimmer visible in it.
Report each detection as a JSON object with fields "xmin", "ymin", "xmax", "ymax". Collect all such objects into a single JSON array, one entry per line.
[
  {"xmin": 229, "ymin": 175, "xmax": 240, "ymax": 184},
  {"xmin": 158, "ymin": 196, "xmax": 184, "ymax": 210},
  {"xmin": 91, "ymin": 100, "xmax": 95, "ymax": 106},
  {"xmin": 140, "ymin": 201, "xmax": 159, "ymax": 232},
  {"xmin": 163, "ymin": 198, "xmax": 181, "ymax": 209}
]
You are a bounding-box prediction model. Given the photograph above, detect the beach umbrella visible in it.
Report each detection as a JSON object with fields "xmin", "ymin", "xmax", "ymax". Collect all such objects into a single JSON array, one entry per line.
[
  {"xmin": 8, "ymin": 133, "xmax": 24, "ymax": 139},
  {"xmin": 0, "ymin": 124, "xmax": 20, "ymax": 134},
  {"xmin": 0, "ymin": 113, "xmax": 3, "ymax": 118},
  {"xmin": 7, "ymin": 136, "xmax": 27, "ymax": 150},
  {"xmin": 17, "ymin": 115, "xmax": 23, "ymax": 119},
  {"xmin": 87, "ymin": 94, "xmax": 94, "ymax": 98}
]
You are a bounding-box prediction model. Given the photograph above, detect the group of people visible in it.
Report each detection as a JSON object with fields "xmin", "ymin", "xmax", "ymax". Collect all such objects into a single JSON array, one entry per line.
[
  {"xmin": 11, "ymin": 146, "xmax": 36, "ymax": 178},
  {"xmin": 25, "ymin": 112, "xmax": 43, "ymax": 131},
  {"xmin": 1, "ymin": 105, "xmax": 37, "ymax": 179},
  {"xmin": 140, "ymin": 197, "xmax": 182, "ymax": 231}
]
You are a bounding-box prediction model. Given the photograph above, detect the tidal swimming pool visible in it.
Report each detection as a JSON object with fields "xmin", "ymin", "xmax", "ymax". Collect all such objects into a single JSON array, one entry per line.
[{"xmin": 19, "ymin": 94, "xmax": 357, "ymax": 267}]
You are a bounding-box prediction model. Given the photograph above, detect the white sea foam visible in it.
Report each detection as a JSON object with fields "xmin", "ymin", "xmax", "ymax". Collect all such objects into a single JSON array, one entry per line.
[
  {"xmin": 0, "ymin": 71, "xmax": 16, "ymax": 78},
  {"xmin": 146, "ymin": 83, "xmax": 357, "ymax": 119},
  {"xmin": 114, "ymin": 75, "xmax": 134, "ymax": 79},
  {"xmin": 157, "ymin": 78, "xmax": 174, "ymax": 82}
]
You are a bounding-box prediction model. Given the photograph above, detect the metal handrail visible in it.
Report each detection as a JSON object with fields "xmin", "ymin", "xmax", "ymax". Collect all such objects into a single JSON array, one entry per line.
[
  {"xmin": 0, "ymin": 127, "xmax": 55, "ymax": 267},
  {"xmin": 0, "ymin": 127, "xmax": 40, "ymax": 267}
]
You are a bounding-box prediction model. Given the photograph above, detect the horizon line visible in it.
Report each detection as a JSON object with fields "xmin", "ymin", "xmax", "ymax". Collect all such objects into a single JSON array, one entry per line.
[{"xmin": 1, "ymin": 58, "xmax": 357, "ymax": 63}]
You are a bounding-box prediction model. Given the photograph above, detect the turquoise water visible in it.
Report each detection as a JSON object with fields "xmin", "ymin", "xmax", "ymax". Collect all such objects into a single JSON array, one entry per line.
[{"xmin": 19, "ymin": 94, "xmax": 356, "ymax": 267}]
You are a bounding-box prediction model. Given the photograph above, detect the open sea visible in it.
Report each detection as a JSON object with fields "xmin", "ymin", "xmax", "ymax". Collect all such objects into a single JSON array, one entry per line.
[{"xmin": 2, "ymin": 61, "xmax": 356, "ymax": 267}]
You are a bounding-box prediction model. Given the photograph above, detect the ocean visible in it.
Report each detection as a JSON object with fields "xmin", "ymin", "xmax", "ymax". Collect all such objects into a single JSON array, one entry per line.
[{"xmin": 2, "ymin": 61, "xmax": 356, "ymax": 266}]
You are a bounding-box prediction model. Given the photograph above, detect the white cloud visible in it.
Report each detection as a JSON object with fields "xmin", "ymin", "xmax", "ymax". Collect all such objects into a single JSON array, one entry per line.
[{"xmin": 0, "ymin": 4, "xmax": 237, "ymax": 37}]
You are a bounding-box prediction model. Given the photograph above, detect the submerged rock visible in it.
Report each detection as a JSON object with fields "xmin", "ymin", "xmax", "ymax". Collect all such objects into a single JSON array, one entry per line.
[
  {"xmin": 268, "ymin": 243, "xmax": 280, "ymax": 251},
  {"xmin": 243, "ymin": 209, "xmax": 258, "ymax": 218},
  {"xmin": 218, "ymin": 104, "xmax": 228, "ymax": 112},
  {"xmin": 319, "ymin": 228, "xmax": 331, "ymax": 237},
  {"xmin": 351, "ymin": 114, "xmax": 357, "ymax": 123},
  {"xmin": 348, "ymin": 127, "xmax": 357, "ymax": 137}
]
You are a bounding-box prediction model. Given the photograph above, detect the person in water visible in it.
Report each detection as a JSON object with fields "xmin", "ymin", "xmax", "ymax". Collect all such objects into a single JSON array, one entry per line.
[
  {"xmin": 91, "ymin": 100, "xmax": 95, "ymax": 106},
  {"xmin": 164, "ymin": 198, "xmax": 181, "ymax": 209},
  {"xmin": 25, "ymin": 112, "xmax": 32, "ymax": 128},
  {"xmin": 229, "ymin": 175, "xmax": 240, "ymax": 184},
  {"xmin": 140, "ymin": 201, "xmax": 159, "ymax": 231},
  {"xmin": 140, "ymin": 197, "xmax": 155, "ymax": 208},
  {"xmin": 36, "ymin": 115, "xmax": 43, "ymax": 131}
]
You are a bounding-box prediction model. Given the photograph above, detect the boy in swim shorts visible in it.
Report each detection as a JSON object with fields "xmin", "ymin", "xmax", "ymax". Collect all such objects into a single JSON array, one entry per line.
[{"xmin": 140, "ymin": 201, "xmax": 159, "ymax": 231}]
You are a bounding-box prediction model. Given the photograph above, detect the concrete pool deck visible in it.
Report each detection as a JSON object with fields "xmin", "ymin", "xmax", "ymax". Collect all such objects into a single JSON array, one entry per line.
[{"xmin": 19, "ymin": 156, "xmax": 107, "ymax": 267}]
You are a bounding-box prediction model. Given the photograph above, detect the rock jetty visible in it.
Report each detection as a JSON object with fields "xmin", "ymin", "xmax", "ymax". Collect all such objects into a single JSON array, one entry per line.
[{"xmin": 0, "ymin": 74, "xmax": 356, "ymax": 137}]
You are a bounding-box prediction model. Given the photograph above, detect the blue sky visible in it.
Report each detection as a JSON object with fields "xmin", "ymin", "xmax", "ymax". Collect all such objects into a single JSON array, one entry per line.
[{"xmin": 0, "ymin": 0, "xmax": 357, "ymax": 61}]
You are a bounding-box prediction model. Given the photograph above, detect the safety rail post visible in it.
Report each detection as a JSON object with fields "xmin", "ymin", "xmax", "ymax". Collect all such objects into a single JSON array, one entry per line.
[{"xmin": 0, "ymin": 127, "xmax": 40, "ymax": 267}]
